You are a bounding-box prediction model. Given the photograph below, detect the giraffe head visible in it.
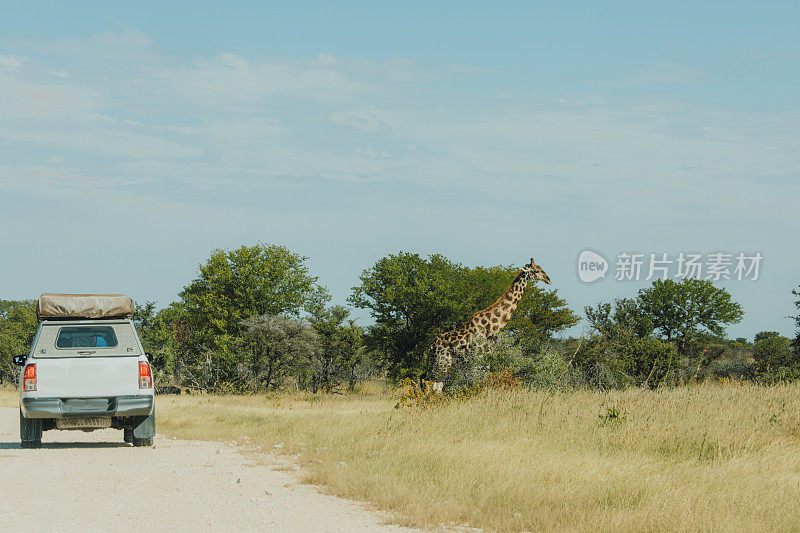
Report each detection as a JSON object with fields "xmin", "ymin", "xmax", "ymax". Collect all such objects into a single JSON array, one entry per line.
[{"xmin": 523, "ymin": 258, "xmax": 551, "ymax": 284}]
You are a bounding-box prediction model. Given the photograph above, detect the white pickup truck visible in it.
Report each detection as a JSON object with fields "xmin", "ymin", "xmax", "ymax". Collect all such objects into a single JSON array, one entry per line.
[{"xmin": 15, "ymin": 294, "xmax": 155, "ymax": 448}]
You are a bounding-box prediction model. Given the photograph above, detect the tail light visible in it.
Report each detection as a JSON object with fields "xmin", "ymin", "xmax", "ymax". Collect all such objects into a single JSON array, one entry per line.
[
  {"xmin": 23, "ymin": 363, "xmax": 36, "ymax": 392},
  {"xmin": 139, "ymin": 361, "xmax": 152, "ymax": 389}
]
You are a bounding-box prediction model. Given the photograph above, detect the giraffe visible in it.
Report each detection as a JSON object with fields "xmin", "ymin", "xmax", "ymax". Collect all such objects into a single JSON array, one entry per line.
[{"xmin": 426, "ymin": 258, "xmax": 551, "ymax": 392}]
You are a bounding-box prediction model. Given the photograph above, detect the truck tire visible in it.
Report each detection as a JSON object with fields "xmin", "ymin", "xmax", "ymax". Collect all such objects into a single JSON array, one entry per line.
[
  {"xmin": 132, "ymin": 406, "xmax": 155, "ymax": 447},
  {"xmin": 20, "ymin": 409, "xmax": 42, "ymax": 449},
  {"xmin": 132, "ymin": 436, "xmax": 154, "ymax": 447},
  {"xmin": 123, "ymin": 426, "xmax": 133, "ymax": 443}
]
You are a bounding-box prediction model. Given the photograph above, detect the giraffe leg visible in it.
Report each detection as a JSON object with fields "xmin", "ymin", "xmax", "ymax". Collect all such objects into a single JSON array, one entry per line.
[
  {"xmin": 466, "ymin": 335, "xmax": 492, "ymax": 382},
  {"xmin": 432, "ymin": 345, "xmax": 453, "ymax": 393},
  {"xmin": 480, "ymin": 337, "xmax": 496, "ymax": 377}
]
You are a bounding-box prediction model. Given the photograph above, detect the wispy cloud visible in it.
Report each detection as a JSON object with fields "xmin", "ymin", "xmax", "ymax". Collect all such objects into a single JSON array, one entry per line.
[
  {"xmin": 0, "ymin": 54, "xmax": 23, "ymax": 71},
  {"xmin": 1, "ymin": 29, "xmax": 797, "ymax": 219},
  {"xmin": 330, "ymin": 110, "xmax": 391, "ymax": 132}
]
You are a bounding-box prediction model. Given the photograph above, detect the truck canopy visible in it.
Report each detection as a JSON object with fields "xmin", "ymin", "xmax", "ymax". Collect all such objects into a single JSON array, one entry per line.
[{"xmin": 37, "ymin": 293, "xmax": 135, "ymax": 321}]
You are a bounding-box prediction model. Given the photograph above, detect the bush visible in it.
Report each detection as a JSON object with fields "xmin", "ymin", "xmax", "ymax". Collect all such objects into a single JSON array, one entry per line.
[
  {"xmin": 754, "ymin": 335, "xmax": 793, "ymax": 369},
  {"xmin": 699, "ymin": 351, "xmax": 753, "ymax": 381},
  {"xmin": 440, "ymin": 344, "xmax": 491, "ymax": 391},
  {"xmin": 753, "ymin": 335, "xmax": 798, "ymax": 383},
  {"xmin": 308, "ymin": 306, "xmax": 366, "ymax": 392},
  {"xmin": 482, "ymin": 334, "xmax": 576, "ymax": 389},
  {"xmin": 396, "ymin": 370, "xmax": 520, "ymax": 410},
  {"xmin": 572, "ymin": 332, "xmax": 677, "ymax": 389},
  {"xmin": 517, "ymin": 349, "xmax": 573, "ymax": 388}
]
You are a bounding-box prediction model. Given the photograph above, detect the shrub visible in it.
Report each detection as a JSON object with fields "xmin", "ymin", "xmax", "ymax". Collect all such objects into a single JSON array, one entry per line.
[
  {"xmin": 753, "ymin": 335, "xmax": 799, "ymax": 383},
  {"xmin": 396, "ymin": 370, "xmax": 521, "ymax": 410},
  {"xmin": 699, "ymin": 350, "xmax": 753, "ymax": 381},
  {"xmin": 572, "ymin": 333, "xmax": 677, "ymax": 389}
]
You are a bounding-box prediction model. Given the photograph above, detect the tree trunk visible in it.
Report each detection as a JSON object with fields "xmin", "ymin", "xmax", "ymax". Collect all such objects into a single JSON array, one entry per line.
[{"xmin": 264, "ymin": 359, "xmax": 274, "ymax": 390}]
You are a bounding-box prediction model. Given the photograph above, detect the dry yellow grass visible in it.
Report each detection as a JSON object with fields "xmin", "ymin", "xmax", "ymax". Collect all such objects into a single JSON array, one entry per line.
[
  {"xmin": 0, "ymin": 386, "xmax": 17, "ymax": 407},
  {"xmin": 153, "ymin": 382, "xmax": 800, "ymax": 532},
  {"xmin": 4, "ymin": 382, "xmax": 800, "ymax": 531}
]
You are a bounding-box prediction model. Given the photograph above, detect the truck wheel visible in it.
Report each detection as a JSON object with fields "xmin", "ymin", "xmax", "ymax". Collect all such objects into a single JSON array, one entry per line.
[
  {"xmin": 123, "ymin": 426, "xmax": 133, "ymax": 443},
  {"xmin": 19, "ymin": 409, "xmax": 42, "ymax": 449},
  {"xmin": 132, "ymin": 436, "xmax": 154, "ymax": 447},
  {"xmin": 132, "ymin": 406, "xmax": 155, "ymax": 447}
]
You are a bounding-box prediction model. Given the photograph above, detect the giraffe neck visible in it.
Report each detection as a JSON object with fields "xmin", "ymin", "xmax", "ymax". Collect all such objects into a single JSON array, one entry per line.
[
  {"xmin": 464, "ymin": 271, "xmax": 530, "ymax": 336},
  {"xmin": 490, "ymin": 271, "xmax": 529, "ymax": 321}
]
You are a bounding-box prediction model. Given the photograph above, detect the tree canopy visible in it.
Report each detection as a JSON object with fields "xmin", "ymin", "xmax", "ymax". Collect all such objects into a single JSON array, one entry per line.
[
  {"xmin": 238, "ymin": 315, "xmax": 318, "ymax": 391},
  {"xmin": 133, "ymin": 300, "xmax": 185, "ymax": 380},
  {"xmin": 637, "ymin": 278, "xmax": 743, "ymax": 354},
  {"xmin": 753, "ymin": 334, "xmax": 794, "ymax": 373},
  {"xmin": 585, "ymin": 297, "xmax": 654, "ymax": 340},
  {"xmin": 582, "ymin": 297, "xmax": 673, "ymax": 387},
  {"xmin": 308, "ymin": 305, "xmax": 364, "ymax": 392},
  {"xmin": 180, "ymin": 243, "xmax": 328, "ymax": 356},
  {"xmin": 754, "ymin": 331, "xmax": 781, "ymax": 344},
  {"xmin": 0, "ymin": 300, "xmax": 37, "ymax": 384}
]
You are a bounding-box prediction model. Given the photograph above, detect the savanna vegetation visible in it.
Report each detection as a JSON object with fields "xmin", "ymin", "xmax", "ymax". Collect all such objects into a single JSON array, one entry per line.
[
  {"xmin": 2, "ymin": 243, "xmax": 800, "ymax": 531},
  {"xmin": 128, "ymin": 384, "xmax": 800, "ymax": 530},
  {"xmin": 2, "ymin": 243, "xmax": 797, "ymax": 390}
]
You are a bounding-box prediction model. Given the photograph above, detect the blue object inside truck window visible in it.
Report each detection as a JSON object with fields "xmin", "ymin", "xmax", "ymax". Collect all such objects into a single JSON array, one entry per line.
[{"xmin": 56, "ymin": 326, "xmax": 118, "ymax": 349}]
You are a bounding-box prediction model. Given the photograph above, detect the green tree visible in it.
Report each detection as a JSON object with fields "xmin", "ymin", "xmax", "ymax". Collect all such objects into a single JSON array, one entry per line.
[
  {"xmin": 238, "ymin": 315, "xmax": 318, "ymax": 391},
  {"xmin": 754, "ymin": 331, "xmax": 781, "ymax": 344},
  {"xmin": 585, "ymin": 298, "xmax": 653, "ymax": 340},
  {"xmin": 612, "ymin": 298, "xmax": 654, "ymax": 339},
  {"xmin": 178, "ymin": 244, "xmax": 328, "ymax": 384},
  {"xmin": 349, "ymin": 253, "xmax": 472, "ymax": 380},
  {"xmin": 0, "ymin": 300, "xmax": 38, "ymax": 384},
  {"xmin": 349, "ymin": 252, "xmax": 577, "ymax": 380},
  {"xmin": 637, "ymin": 278, "xmax": 743, "ymax": 355},
  {"xmin": 582, "ymin": 298, "xmax": 671, "ymax": 387},
  {"xmin": 308, "ymin": 305, "xmax": 364, "ymax": 392},
  {"xmin": 133, "ymin": 301, "xmax": 158, "ymax": 345},
  {"xmin": 753, "ymin": 334, "xmax": 796, "ymax": 381},
  {"xmin": 133, "ymin": 301, "xmax": 186, "ymax": 383},
  {"xmin": 584, "ymin": 302, "xmax": 613, "ymax": 337},
  {"xmin": 507, "ymin": 286, "xmax": 579, "ymax": 349}
]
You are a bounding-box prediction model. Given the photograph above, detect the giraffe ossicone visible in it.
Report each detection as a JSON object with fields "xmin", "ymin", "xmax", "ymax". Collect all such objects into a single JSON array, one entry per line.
[{"xmin": 427, "ymin": 258, "xmax": 551, "ymax": 391}]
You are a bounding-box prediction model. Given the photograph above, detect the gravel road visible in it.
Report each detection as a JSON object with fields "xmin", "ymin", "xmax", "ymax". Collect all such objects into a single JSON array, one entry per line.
[{"xmin": 0, "ymin": 407, "xmax": 417, "ymax": 532}]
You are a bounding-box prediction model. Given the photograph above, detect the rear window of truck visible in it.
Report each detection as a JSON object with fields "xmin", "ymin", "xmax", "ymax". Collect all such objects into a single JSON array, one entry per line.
[{"xmin": 56, "ymin": 326, "xmax": 119, "ymax": 349}]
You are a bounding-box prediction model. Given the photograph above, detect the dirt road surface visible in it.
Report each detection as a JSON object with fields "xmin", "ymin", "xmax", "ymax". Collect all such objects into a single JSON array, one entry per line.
[{"xmin": 0, "ymin": 407, "xmax": 417, "ymax": 532}]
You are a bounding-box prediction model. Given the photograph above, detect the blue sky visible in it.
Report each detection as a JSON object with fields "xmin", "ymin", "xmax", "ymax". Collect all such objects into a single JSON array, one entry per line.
[{"xmin": 1, "ymin": 1, "xmax": 798, "ymax": 338}]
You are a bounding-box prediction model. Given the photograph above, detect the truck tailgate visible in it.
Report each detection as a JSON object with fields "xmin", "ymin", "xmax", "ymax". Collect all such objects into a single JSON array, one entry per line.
[{"xmin": 36, "ymin": 356, "xmax": 142, "ymax": 398}]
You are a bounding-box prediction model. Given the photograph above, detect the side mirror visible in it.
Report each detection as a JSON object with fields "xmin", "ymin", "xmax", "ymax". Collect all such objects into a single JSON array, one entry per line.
[{"xmin": 12, "ymin": 355, "xmax": 27, "ymax": 366}]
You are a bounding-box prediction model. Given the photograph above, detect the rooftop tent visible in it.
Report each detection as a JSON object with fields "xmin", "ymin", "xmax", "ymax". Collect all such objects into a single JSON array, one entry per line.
[{"xmin": 37, "ymin": 293, "xmax": 135, "ymax": 321}]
